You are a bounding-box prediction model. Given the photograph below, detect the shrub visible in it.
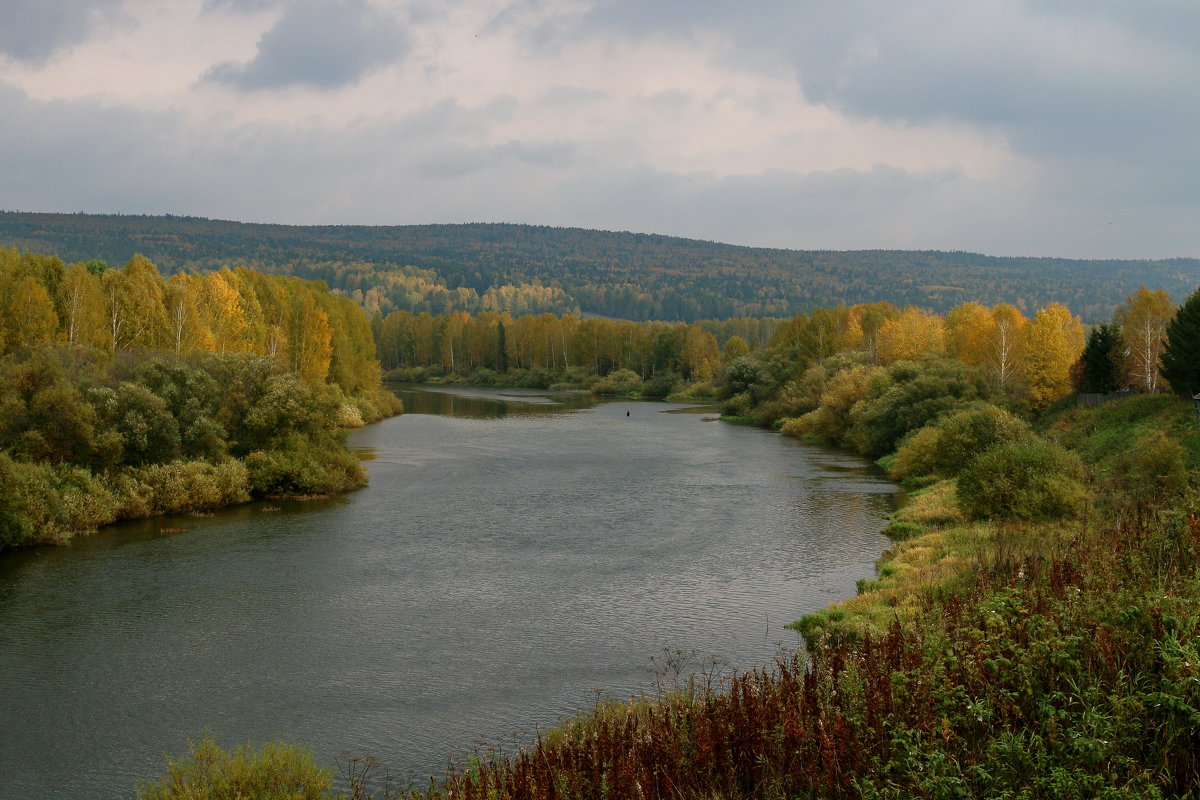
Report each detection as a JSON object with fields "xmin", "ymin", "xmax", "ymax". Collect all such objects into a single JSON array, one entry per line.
[
  {"xmin": 846, "ymin": 358, "xmax": 989, "ymax": 456},
  {"xmin": 245, "ymin": 435, "xmax": 366, "ymax": 497},
  {"xmin": 640, "ymin": 371, "xmax": 678, "ymax": 398},
  {"xmin": 889, "ymin": 426, "xmax": 941, "ymax": 482},
  {"xmin": 957, "ymin": 439, "xmax": 1089, "ymax": 522},
  {"xmin": 132, "ymin": 460, "xmax": 251, "ymax": 514},
  {"xmin": 722, "ymin": 391, "xmax": 754, "ymax": 418},
  {"xmin": 931, "ymin": 404, "xmax": 1031, "ymax": 476},
  {"xmin": 138, "ymin": 735, "xmax": 333, "ymax": 800},
  {"xmin": 591, "ymin": 368, "xmax": 643, "ymax": 395},
  {"xmin": 0, "ymin": 457, "xmax": 122, "ymax": 547},
  {"xmin": 1125, "ymin": 429, "xmax": 1188, "ymax": 504}
]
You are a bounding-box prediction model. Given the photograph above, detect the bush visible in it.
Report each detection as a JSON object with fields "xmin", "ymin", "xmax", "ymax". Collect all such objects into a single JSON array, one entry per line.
[
  {"xmin": 591, "ymin": 368, "xmax": 643, "ymax": 396},
  {"xmin": 846, "ymin": 358, "xmax": 990, "ymax": 456},
  {"xmin": 932, "ymin": 404, "xmax": 1031, "ymax": 476},
  {"xmin": 245, "ymin": 435, "xmax": 366, "ymax": 497},
  {"xmin": 132, "ymin": 460, "xmax": 251, "ymax": 514},
  {"xmin": 640, "ymin": 371, "xmax": 678, "ymax": 398},
  {"xmin": 890, "ymin": 426, "xmax": 941, "ymax": 481},
  {"xmin": 139, "ymin": 735, "xmax": 333, "ymax": 800},
  {"xmin": 721, "ymin": 391, "xmax": 754, "ymax": 418},
  {"xmin": 0, "ymin": 455, "xmax": 123, "ymax": 547},
  {"xmin": 1125, "ymin": 429, "xmax": 1188, "ymax": 504},
  {"xmin": 957, "ymin": 439, "xmax": 1089, "ymax": 522}
]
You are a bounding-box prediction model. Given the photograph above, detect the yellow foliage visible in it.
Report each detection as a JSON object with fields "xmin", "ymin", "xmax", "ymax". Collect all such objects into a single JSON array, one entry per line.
[
  {"xmin": 875, "ymin": 306, "xmax": 945, "ymax": 364},
  {"xmin": 9, "ymin": 277, "xmax": 59, "ymax": 348},
  {"xmin": 1022, "ymin": 302, "xmax": 1084, "ymax": 411}
]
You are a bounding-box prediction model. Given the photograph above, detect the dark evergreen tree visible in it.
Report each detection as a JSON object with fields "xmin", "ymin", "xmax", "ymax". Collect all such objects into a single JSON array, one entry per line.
[
  {"xmin": 1077, "ymin": 322, "xmax": 1124, "ymax": 393},
  {"xmin": 1159, "ymin": 288, "xmax": 1200, "ymax": 397}
]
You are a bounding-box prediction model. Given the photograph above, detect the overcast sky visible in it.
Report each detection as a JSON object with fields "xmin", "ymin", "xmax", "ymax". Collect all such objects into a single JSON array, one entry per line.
[{"xmin": 1, "ymin": 0, "xmax": 1197, "ymax": 258}]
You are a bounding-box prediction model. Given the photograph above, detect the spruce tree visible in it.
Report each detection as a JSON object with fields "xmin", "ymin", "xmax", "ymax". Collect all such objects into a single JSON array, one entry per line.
[
  {"xmin": 1078, "ymin": 323, "xmax": 1123, "ymax": 393},
  {"xmin": 1159, "ymin": 288, "xmax": 1200, "ymax": 397}
]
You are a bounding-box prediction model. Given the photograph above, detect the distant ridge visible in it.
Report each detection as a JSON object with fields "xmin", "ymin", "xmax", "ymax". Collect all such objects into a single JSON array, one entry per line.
[{"xmin": 2, "ymin": 211, "xmax": 1197, "ymax": 322}]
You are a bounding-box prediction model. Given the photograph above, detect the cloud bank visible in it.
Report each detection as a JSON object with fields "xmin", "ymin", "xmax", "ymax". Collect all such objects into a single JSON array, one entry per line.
[{"xmin": 0, "ymin": 0, "xmax": 1196, "ymax": 259}]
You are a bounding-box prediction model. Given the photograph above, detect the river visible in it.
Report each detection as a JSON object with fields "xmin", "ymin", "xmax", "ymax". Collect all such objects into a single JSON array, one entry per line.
[{"xmin": 0, "ymin": 385, "xmax": 898, "ymax": 798}]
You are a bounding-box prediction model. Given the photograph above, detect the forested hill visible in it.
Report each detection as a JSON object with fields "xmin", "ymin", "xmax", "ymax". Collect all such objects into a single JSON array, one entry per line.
[{"xmin": 2, "ymin": 211, "xmax": 1197, "ymax": 322}]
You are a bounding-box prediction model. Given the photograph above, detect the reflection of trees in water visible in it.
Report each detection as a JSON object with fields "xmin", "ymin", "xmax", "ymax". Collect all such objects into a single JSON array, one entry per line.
[{"xmin": 389, "ymin": 385, "xmax": 598, "ymax": 420}]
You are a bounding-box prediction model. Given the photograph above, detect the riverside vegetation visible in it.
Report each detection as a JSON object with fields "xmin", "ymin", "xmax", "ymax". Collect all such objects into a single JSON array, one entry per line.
[
  {"xmin": 0, "ymin": 249, "xmax": 401, "ymax": 549},
  {"xmin": 134, "ymin": 282, "xmax": 1200, "ymax": 798}
]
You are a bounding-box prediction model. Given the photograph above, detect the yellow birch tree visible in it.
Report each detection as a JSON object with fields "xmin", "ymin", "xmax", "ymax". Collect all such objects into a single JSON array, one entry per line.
[{"xmin": 1023, "ymin": 302, "xmax": 1085, "ymax": 411}]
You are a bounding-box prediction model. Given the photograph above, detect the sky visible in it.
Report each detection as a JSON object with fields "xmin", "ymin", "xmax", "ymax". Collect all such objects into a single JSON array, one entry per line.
[{"xmin": 1, "ymin": 0, "xmax": 1197, "ymax": 259}]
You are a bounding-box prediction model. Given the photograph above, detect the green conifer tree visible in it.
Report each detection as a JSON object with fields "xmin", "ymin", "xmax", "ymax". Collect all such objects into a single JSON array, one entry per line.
[
  {"xmin": 1159, "ymin": 288, "xmax": 1200, "ymax": 397},
  {"xmin": 1078, "ymin": 322, "xmax": 1124, "ymax": 393}
]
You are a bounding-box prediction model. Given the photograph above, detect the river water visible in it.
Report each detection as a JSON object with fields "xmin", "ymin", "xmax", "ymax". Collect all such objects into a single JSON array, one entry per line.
[{"xmin": 0, "ymin": 386, "xmax": 898, "ymax": 798}]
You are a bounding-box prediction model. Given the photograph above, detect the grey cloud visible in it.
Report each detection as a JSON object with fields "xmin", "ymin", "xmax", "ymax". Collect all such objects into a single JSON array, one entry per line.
[
  {"xmin": 202, "ymin": 0, "xmax": 283, "ymax": 13},
  {"xmin": 2, "ymin": 74, "xmax": 1197, "ymax": 259},
  {"xmin": 539, "ymin": 84, "xmax": 608, "ymax": 106},
  {"xmin": 205, "ymin": 0, "xmax": 409, "ymax": 91},
  {"xmin": 553, "ymin": 0, "xmax": 1200, "ymax": 234},
  {"xmin": 635, "ymin": 89, "xmax": 691, "ymax": 110},
  {"xmin": 415, "ymin": 140, "xmax": 578, "ymax": 179},
  {"xmin": 0, "ymin": 0, "xmax": 125, "ymax": 63}
]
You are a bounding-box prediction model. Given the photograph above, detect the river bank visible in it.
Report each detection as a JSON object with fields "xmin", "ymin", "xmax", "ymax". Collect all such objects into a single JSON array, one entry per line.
[{"xmin": 2, "ymin": 389, "xmax": 898, "ymax": 799}]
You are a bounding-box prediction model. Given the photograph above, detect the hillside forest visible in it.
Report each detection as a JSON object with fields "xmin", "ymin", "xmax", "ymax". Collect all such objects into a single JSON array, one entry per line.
[
  {"xmin": 0, "ymin": 249, "xmax": 401, "ymax": 549},
  {"xmin": 3, "ymin": 211, "xmax": 1199, "ymax": 323}
]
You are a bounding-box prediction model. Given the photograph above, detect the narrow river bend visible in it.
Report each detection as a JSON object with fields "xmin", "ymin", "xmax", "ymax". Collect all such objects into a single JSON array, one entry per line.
[{"xmin": 0, "ymin": 387, "xmax": 898, "ymax": 799}]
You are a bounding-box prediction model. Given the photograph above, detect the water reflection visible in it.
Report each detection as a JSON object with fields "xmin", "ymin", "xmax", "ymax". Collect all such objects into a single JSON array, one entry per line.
[{"xmin": 387, "ymin": 382, "xmax": 599, "ymax": 419}]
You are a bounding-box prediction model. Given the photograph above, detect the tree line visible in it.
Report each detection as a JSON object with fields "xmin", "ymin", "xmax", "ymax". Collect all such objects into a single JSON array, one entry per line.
[
  {"xmin": 5, "ymin": 211, "xmax": 1199, "ymax": 323},
  {"xmin": 375, "ymin": 310, "xmax": 781, "ymax": 392},
  {"xmin": 0, "ymin": 249, "xmax": 400, "ymax": 550}
]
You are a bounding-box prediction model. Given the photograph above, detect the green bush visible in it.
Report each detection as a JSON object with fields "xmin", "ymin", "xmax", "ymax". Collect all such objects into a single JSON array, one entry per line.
[
  {"xmin": 931, "ymin": 404, "xmax": 1031, "ymax": 476},
  {"xmin": 1125, "ymin": 429, "xmax": 1189, "ymax": 504},
  {"xmin": 846, "ymin": 358, "xmax": 991, "ymax": 457},
  {"xmin": 245, "ymin": 435, "xmax": 366, "ymax": 497},
  {"xmin": 0, "ymin": 456, "xmax": 122, "ymax": 547},
  {"xmin": 957, "ymin": 439, "xmax": 1089, "ymax": 522},
  {"xmin": 889, "ymin": 426, "xmax": 941, "ymax": 482},
  {"xmin": 132, "ymin": 460, "xmax": 251, "ymax": 514},
  {"xmin": 640, "ymin": 371, "xmax": 678, "ymax": 398},
  {"xmin": 722, "ymin": 391, "xmax": 754, "ymax": 418},
  {"xmin": 591, "ymin": 368, "xmax": 643, "ymax": 395},
  {"xmin": 139, "ymin": 735, "xmax": 333, "ymax": 800}
]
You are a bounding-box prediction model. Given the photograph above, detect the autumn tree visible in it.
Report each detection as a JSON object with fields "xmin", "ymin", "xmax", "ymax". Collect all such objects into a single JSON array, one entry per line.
[
  {"xmin": 722, "ymin": 335, "xmax": 750, "ymax": 364},
  {"xmin": 165, "ymin": 274, "xmax": 209, "ymax": 353},
  {"xmin": 681, "ymin": 326, "xmax": 720, "ymax": 381},
  {"xmin": 291, "ymin": 293, "xmax": 334, "ymax": 386},
  {"xmin": 1023, "ymin": 303, "xmax": 1084, "ymax": 411},
  {"xmin": 103, "ymin": 255, "xmax": 168, "ymax": 352},
  {"xmin": 7, "ymin": 277, "xmax": 60, "ymax": 349},
  {"xmin": 943, "ymin": 302, "xmax": 992, "ymax": 367},
  {"xmin": 875, "ymin": 307, "xmax": 944, "ymax": 364},
  {"xmin": 57, "ymin": 264, "xmax": 107, "ymax": 348},
  {"xmin": 985, "ymin": 304, "xmax": 1027, "ymax": 391},
  {"xmin": 1115, "ymin": 286, "xmax": 1173, "ymax": 393}
]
